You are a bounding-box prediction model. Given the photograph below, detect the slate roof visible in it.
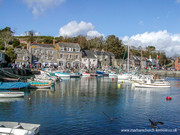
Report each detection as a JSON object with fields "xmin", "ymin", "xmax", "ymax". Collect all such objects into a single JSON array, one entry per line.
[
  {"xmin": 82, "ymin": 50, "xmax": 96, "ymax": 58},
  {"xmin": 58, "ymin": 42, "xmax": 80, "ymax": 48},
  {"xmin": 30, "ymin": 43, "xmax": 55, "ymax": 48},
  {"xmin": 95, "ymin": 51, "xmax": 115, "ymax": 56}
]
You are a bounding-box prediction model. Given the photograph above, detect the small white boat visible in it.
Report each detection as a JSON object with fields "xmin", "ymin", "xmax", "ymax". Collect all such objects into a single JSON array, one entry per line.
[
  {"xmin": 0, "ymin": 121, "xmax": 40, "ymax": 135},
  {"xmin": 108, "ymin": 73, "xmax": 117, "ymax": 77},
  {"xmin": 133, "ymin": 78, "xmax": 171, "ymax": 88},
  {"xmin": 117, "ymin": 74, "xmax": 131, "ymax": 80},
  {"xmin": 0, "ymin": 92, "xmax": 24, "ymax": 98},
  {"xmin": 82, "ymin": 72, "xmax": 91, "ymax": 76},
  {"xmin": 54, "ymin": 72, "xmax": 71, "ymax": 77}
]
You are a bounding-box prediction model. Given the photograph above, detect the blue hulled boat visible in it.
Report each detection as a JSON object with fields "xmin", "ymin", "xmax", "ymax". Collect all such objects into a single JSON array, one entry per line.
[{"xmin": 0, "ymin": 82, "xmax": 30, "ymax": 90}]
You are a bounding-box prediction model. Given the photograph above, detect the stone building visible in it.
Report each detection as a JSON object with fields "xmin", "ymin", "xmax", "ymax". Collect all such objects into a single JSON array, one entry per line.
[
  {"xmin": 94, "ymin": 50, "xmax": 115, "ymax": 68},
  {"xmin": 29, "ymin": 43, "xmax": 58, "ymax": 66},
  {"xmin": 56, "ymin": 42, "xmax": 81, "ymax": 68},
  {"xmin": 81, "ymin": 50, "xmax": 98, "ymax": 69},
  {"xmin": 15, "ymin": 48, "xmax": 31, "ymax": 65}
]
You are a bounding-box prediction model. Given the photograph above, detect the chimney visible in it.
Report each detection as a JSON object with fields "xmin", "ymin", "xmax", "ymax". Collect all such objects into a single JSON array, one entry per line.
[
  {"xmin": 27, "ymin": 41, "xmax": 31, "ymax": 50},
  {"xmin": 53, "ymin": 38, "xmax": 56, "ymax": 45}
]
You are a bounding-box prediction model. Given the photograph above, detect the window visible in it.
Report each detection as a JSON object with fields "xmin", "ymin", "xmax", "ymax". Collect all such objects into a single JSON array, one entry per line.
[
  {"xmin": 46, "ymin": 50, "xmax": 49, "ymax": 54},
  {"xmin": 76, "ymin": 49, "xmax": 79, "ymax": 52},
  {"xmin": 76, "ymin": 55, "xmax": 79, "ymax": 59},
  {"xmin": 67, "ymin": 54, "xmax": 72, "ymax": 59},
  {"xmin": 60, "ymin": 54, "xmax": 63, "ymax": 58},
  {"xmin": 61, "ymin": 48, "xmax": 64, "ymax": 51},
  {"xmin": 93, "ymin": 59, "xmax": 96, "ymax": 62}
]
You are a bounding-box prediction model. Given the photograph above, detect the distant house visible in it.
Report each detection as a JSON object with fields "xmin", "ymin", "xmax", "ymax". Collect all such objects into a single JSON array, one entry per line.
[
  {"xmin": 56, "ymin": 42, "xmax": 82, "ymax": 68},
  {"xmin": 81, "ymin": 50, "xmax": 97, "ymax": 69},
  {"xmin": 175, "ymin": 57, "xmax": 180, "ymax": 71},
  {"xmin": 94, "ymin": 50, "xmax": 115, "ymax": 68},
  {"xmin": 0, "ymin": 52, "xmax": 6, "ymax": 66},
  {"xmin": 29, "ymin": 43, "xmax": 58, "ymax": 66},
  {"xmin": 15, "ymin": 48, "xmax": 31, "ymax": 65}
]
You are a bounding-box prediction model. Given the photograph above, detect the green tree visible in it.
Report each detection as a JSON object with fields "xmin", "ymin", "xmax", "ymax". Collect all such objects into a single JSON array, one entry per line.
[
  {"xmin": 5, "ymin": 47, "xmax": 16, "ymax": 62},
  {"xmin": 106, "ymin": 35, "xmax": 124, "ymax": 58},
  {"xmin": 12, "ymin": 39, "xmax": 20, "ymax": 48},
  {"xmin": 0, "ymin": 27, "xmax": 14, "ymax": 50}
]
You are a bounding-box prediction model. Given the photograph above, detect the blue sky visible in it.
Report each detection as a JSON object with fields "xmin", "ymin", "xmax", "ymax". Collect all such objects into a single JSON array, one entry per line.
[{"xmin": 0, "ymin": 0, "xmax": 180, "ymax": 56}]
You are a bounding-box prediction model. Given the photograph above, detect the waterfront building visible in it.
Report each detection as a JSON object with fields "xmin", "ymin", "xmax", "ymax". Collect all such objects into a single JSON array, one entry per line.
[
  {"xmin": 175, "ymin": 57, "xmax": 180, "ymax": 71},
  {"xmin": 15, "ymin": 48, "xmax": 31, "ymax": 65},
  {"xmin": 29, "ymin": 43, "xmax": 58, "ymax": 66},
  {"xmin": 56, "ymin": 42, "xmax": 81, "ymax": 68},
  {"xmin": 94, "ymin": 50, "xmax": 115, "ymax": 68},
  {"xmin": 81, "ymin": 50, "xmax": 98, "ymax": 69}
]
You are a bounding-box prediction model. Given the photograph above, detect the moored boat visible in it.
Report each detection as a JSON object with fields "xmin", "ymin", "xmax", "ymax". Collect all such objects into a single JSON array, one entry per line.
[
  {"xmin": 82, "ymin": 72, "xmax": 91, "ymax": 76},
  {"xmin": 29, "ymin": 82, "xmax": 53, "ymax": 89},
  {"xmin": 0, "ymin": 82, "xmax": 30, "ymax": 90},
  {"xmin": 0, "ymin": 92, "xmax": 24, "ymax": 98},
  {"xmin": 0, "ymin": 121, "xmax": 40, "ymax": 135},
  {"xmin": 133, "ymin": 78, "xmax": 171, "ymax": 88}
]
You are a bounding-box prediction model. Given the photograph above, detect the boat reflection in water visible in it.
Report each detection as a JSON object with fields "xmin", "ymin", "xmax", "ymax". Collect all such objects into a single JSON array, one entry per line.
[
  {"xmin": 0, "ymin": 77, "xmax": 179, "ymax": 134},
  {"xmin": 0, "ymin": 98, "xmax": 24, "ymax": 103}
]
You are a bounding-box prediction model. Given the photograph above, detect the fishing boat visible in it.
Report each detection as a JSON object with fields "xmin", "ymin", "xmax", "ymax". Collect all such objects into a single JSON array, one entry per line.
[
  {"xmin": 54, "ymin": 72, "xmax": 71, "ymax": 77},
  {"xmin": 96, "ymin": 71, "xmax": 104, "ymax": 76},
  {"xmin": 29, "ymin": 82, "xmax": 53, "ymax": 89},
  {"xmin": 0, "ymin": 82, "xmax": 30, "ymax": 90},
  {"xmin": 82, "ymin": 72, "xmax": 91, "ymax": 76},
  {"xmin": 70, "ymin": 73, "xmax": 81, "ymax": 78},
  {"xmin": 0, "ymin": 121, "xmax": 40, "ymax": 135},
  {"xmin": 1, "ymin": 78, "xmax": 20, "ymax": 82},
  {"xmin": 0, "ymin": 92, "xmax": 24, "ymax": 98}
]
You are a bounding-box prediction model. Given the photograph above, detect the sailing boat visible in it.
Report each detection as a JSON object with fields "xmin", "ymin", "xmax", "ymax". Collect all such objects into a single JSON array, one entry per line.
[{"xmin": 117, "ymin": 42, "xmax": 131, "ymax": 80}]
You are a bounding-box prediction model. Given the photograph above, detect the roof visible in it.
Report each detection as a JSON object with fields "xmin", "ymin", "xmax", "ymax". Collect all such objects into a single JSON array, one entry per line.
[
  {"xmin": 30, "ymin": 43, "xmax": 55, "ymax": 48},
  {"xmin": 82, "ymin": 50, "xmax": 96, "ymax": 58},
  {"xmin": 58, "ymin": 42, "xmax": 80, "ymax": 48},
  {"xmin": 95, "ymin": 51, "xmax": 115, "ymax": 56}
]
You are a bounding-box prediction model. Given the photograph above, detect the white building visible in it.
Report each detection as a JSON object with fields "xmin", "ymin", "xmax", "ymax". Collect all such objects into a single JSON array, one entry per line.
[{"xmin": 81, "ymin": 50, "xmax": 98, "ymax": 69}]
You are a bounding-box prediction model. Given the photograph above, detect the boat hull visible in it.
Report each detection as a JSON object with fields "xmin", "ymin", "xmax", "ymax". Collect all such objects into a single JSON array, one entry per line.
[{"xmin": 0, "ymin": 92, "xmax": 24, "ymax": 98}]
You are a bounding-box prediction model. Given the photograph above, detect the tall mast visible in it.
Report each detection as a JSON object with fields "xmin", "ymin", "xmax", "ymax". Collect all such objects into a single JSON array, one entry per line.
[{"xmin": 127, "ymin": 41, "xmax": 130, "ymax": 73}]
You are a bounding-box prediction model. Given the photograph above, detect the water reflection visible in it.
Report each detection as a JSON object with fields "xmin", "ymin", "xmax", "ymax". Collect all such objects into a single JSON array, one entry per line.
[{"xmin": 0, "ymin": 77, "xmax": 179, "ymax": 134}]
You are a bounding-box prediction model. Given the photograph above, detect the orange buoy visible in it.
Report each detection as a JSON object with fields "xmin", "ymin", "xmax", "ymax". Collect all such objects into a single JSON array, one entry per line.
[{"xmin": 166, "ymin": 96, "xmax": 172, "ymax": 100}]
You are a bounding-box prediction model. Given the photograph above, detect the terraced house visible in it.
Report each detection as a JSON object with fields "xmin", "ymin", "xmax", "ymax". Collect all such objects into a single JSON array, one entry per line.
[
  {"xmin": 29, "ymin": 43, "xmax": 58, "ymax": 66},
  {"xmin": 56, "ymin": 42, "xmax": 81, "ymax": 68}
]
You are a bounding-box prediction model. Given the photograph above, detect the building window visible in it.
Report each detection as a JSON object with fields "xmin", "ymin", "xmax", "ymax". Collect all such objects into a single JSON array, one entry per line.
[
  {"xmin": 76, "ymin": 49, "xmax": 79, "ymax": 52},
  {"xmin": 46, "ymin": 50, "xmax": 49, "ymax": 54},
  {"xmin": 60, "ymin": 54, "xmax": 63, "ymax": 58},
  {"xmin": 76, "ymin": 55, "xmax": 79, "ymax": 59},
  {"xmin": 93, "ymin": 59, "xmax": 96, "ymax": 62},
  {"xmin": 61, "ymin": 48, "xmax": 64, "ymax": 51},
  {"xmin": 67, "ymin": 54, "xmax": 72, "ymax": 59}
]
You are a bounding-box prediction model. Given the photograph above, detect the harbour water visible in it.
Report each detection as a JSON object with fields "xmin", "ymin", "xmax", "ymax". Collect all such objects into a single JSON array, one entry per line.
[{"xmin": 0, "ymin": 77, "xmax": 180, "ymax": 135}]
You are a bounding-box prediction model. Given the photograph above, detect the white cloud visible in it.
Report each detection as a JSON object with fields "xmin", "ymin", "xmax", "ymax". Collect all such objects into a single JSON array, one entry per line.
[
  {"xmin": 22, "ymin": 0, "xmax": 65, "ymax": 16},
  {"xmin": 121, "ymin": 30, "xmax": 180, "ymax": 56},
  {"xmin": 59, "ymin": 21, "xmax": 104, "ymax": 39}
]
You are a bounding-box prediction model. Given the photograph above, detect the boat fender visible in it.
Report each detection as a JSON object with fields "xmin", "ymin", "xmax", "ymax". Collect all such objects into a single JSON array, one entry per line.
[
  {"xmin": 166, "ymin": 96, "xmax": 172, "ymax": 100},
  {"xmin": 112, "ymin": 78, "xmax": 114, "ymax": 81}
]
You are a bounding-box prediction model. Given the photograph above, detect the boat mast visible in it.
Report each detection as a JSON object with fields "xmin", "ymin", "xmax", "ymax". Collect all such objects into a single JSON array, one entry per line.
[{"xmin": 127, "ymin": 41, "xmax": 130, "ymax": 73}]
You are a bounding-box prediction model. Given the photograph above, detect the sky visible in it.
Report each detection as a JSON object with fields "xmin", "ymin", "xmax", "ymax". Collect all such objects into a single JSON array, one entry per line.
[{"xmin": 0, "ymin": 0, "xmax": 180, "ymax": 56}]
